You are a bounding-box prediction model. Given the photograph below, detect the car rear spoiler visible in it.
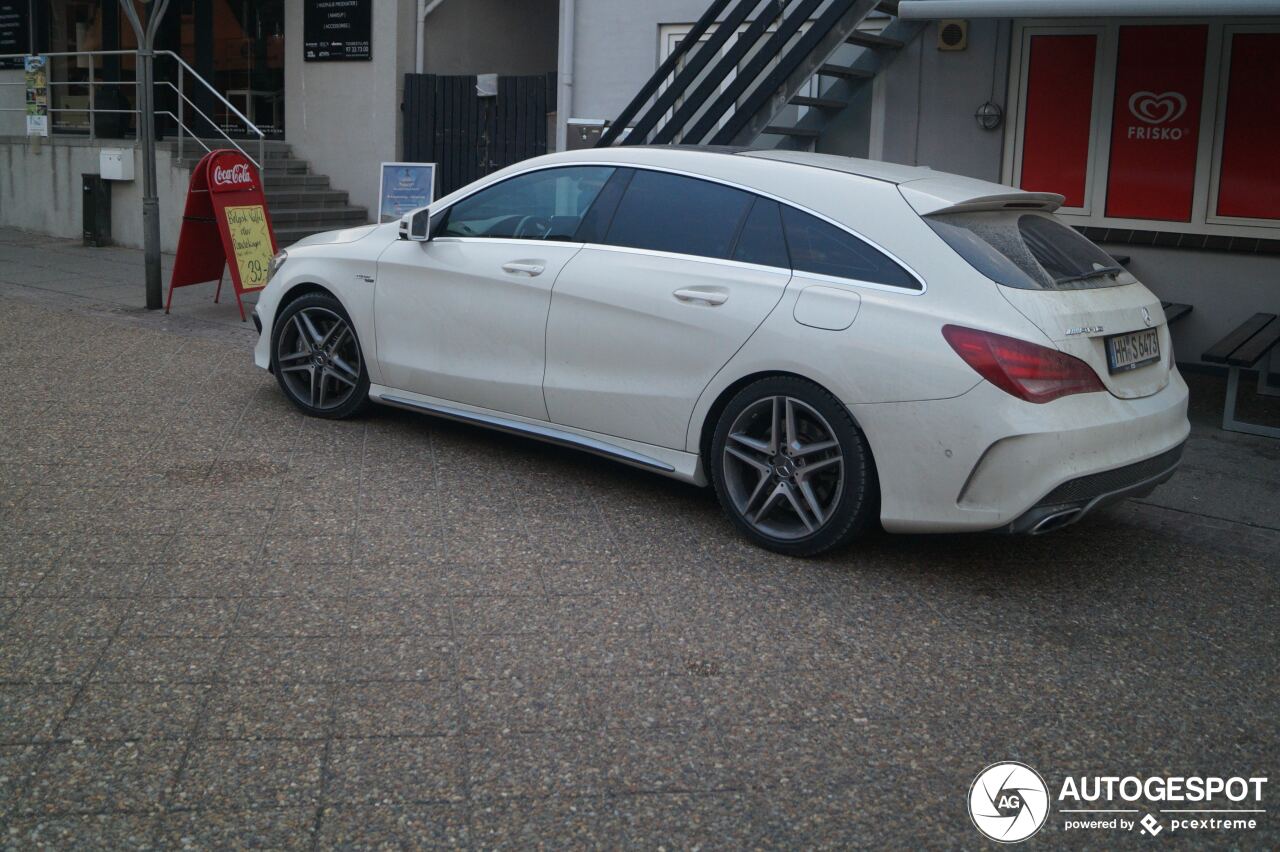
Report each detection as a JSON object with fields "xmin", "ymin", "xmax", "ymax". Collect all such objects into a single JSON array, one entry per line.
[{"xmin": 899, "ymin": 182, "xmax": 1065, "ymax": 217}]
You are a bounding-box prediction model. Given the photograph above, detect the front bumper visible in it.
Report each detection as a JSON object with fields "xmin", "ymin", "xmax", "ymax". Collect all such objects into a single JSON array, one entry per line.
[{"xmin": 848, "ymin": 369, "xmax": 1191, "ymax": 534}]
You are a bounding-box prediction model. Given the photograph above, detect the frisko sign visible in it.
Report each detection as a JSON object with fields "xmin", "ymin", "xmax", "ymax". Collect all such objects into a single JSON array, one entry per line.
[
  {"xmin": 167, "ymin": 150, "xmax": 279, "ymax": 321},
  {"xmin": 1125, "ymin": 91, "xmax": 1189, "ymax": 140},
  {"xmin": 1105, "ymin": 24, "xmax": 1207, "ymax": 222}
]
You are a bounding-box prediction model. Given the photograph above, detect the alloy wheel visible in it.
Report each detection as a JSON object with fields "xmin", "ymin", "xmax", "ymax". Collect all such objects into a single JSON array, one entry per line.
[
  {"xmin": 721, "ymin": 395, "xmax": 845, "ymax": 540},
  {"xmin": 275, "ymin": 306, "xmax": 363, "ymax": 412}
]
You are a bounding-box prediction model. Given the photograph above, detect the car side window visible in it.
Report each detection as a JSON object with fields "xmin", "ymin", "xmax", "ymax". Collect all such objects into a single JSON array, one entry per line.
[
  {"xmin": 437, "ymin": 166, "xmax": 615, "ymax": 240},
  {"xmin": 781, "ymin": 206, "xmax": 919, "ymax": 290},
  {"xmin": 604, "ymin": 170, "xmax": 753, "ymax": 260},
  {"xmin": 731, "ymin": 197, "xmax": 789, "ymax": 269}
]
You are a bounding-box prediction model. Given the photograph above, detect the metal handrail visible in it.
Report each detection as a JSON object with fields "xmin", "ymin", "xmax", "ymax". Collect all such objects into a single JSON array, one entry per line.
[
  {"xmin": 155, "ymin": 49, "xmax": 265, "ymax": 167},
  {"xmin": 0, "ymin": 48, "xmax": 267, "ymax": 168}
]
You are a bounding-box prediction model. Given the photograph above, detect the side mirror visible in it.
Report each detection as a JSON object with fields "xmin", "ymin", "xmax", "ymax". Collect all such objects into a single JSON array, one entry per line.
[{"xmin": 399, "ymin": 208, "xmax": 431, "ymax": 242}]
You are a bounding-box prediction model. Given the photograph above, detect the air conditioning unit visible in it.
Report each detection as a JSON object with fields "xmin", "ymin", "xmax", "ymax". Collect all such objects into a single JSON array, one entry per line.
[{"xmin": 938, "ymin": 19, "xmax": 968, "ymax": 51}]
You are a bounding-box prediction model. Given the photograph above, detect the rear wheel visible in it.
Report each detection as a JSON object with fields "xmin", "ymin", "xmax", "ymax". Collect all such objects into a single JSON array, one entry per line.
[
  {"xmin": 710, "ymin": 376, "xmax": 877, "ymax": 556},
  {"xmin": 270, "ymin": 293, "xmax": 369, "ymax": 419}
]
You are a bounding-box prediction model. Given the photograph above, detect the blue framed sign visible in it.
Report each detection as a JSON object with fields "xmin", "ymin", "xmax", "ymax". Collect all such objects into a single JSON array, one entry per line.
[{"xmin": 379, "ymin": 162, "xmax": 436, "ymax": 223}]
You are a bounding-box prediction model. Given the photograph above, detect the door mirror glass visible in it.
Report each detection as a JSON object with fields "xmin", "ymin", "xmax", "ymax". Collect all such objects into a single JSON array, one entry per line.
[{"xmin": 401, "ymin": 208, "xmax": 431, "ymax": 241}]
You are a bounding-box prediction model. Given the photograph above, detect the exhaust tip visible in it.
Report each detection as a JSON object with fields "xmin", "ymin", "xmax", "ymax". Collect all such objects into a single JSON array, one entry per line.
[{"xmin": 1029, "ymin": 508, "xmax": 1082, "ymax": 535}]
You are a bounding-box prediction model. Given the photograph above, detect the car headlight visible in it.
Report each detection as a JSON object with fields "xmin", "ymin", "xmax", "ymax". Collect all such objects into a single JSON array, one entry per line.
[{"xmin": 267, "ymin": 249, "xmax": 288, "ymax": 283}]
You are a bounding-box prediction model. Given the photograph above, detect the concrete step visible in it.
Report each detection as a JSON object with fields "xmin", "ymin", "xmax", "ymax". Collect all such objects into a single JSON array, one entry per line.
[
  {"xmin": 264, "ymin": 189, "xmax": 351, "ymax": 209},
  {"xmin": 161, "ymin": 141, "xmax": 293, "ymax": 160},
  {"xmin": 262, "ymin": 174, "xmax": 332, "ymax": 190},
  {"xmin": 268, "ymin": 206, "xmax": 369, "ymax": 226},
  {"xmin": 175, "ymin": 156, "xmax": 309, "ymax": 175}
]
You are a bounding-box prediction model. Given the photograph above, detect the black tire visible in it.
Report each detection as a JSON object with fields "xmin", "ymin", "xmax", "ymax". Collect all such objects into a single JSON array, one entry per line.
[
  {"xmin": 270, "ymin": 292, "xmax": 370, "ymax": 420},
  {"xmin": 709, "ymin": 376, "xmax": 878, "ymax": 557}
]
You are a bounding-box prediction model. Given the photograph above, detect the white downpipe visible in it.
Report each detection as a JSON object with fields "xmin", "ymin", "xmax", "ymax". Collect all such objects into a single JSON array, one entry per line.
[
  {"xmin": 556, "ymin": 0, "xmax": 576, "ymax": 152},
  {"xmin": 416, "ymin": 0, "xmax": 449, "ymax": 74}
]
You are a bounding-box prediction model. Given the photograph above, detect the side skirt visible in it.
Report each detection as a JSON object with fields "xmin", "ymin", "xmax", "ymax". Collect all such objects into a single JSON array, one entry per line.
[{"xmin": 374, "ymin": 391, "xmax": 689, "ymax": 477}]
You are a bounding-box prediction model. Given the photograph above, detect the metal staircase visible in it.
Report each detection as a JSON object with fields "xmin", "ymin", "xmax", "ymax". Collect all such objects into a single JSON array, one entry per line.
[{"xmin": 598, "ymin": 0, "xmax": 926, "ymax": 151}]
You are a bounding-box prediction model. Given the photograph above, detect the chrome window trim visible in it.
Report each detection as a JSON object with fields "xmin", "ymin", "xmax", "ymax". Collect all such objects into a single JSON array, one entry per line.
[
  {"xmin": 431, "ymin": 237, "xmax": 587, "ymax": 250},
  {"xmin": 790, "ymin": 268, "xmax": 925, "ymax": 296},
  {"xmin": 422, "ymin": 160, "xmax": 928, "ymax": 295}
]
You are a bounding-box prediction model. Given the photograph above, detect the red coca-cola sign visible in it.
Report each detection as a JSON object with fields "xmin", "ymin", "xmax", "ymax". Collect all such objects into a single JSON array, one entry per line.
[{"xmin": 207, "ymin": 150, "xmax": 258, "ymax": 193}]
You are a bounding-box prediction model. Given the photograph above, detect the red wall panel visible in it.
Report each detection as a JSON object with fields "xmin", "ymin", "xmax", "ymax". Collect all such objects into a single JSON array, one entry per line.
[
  {"xmin": 1019, "ymin": 35, "xmax": 1097, "ymax": 208},
  {"xmin": 1217, "ymin": 33, "xmax": 1280, "ymax": 220},
  {"xmin": 1105, "ymin": 25, "xmax": 1208, "ymax": 221}
]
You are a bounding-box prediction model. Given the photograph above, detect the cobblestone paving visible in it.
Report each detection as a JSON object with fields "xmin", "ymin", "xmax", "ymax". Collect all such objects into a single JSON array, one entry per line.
[{"xmin": 0, "ymin": 287, "xmax": 1276, "ymax": 847}]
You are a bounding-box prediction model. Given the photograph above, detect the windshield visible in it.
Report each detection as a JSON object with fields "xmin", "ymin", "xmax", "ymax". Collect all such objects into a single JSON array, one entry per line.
[{"xmin": 925, "ymin": 211, "xmax": 1134, "ymax": 291}]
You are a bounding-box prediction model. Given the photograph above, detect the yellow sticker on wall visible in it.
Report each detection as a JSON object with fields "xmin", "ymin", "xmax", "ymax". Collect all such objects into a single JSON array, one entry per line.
[{"xmin": 223, "ymin": 204, "xmax": 273, "ymax": 290}]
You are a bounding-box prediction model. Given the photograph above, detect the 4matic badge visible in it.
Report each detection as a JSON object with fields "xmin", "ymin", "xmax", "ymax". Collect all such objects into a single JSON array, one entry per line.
[{"xmin": 969, "ymin": 762, "xmax": 1050, "ymax": 843}]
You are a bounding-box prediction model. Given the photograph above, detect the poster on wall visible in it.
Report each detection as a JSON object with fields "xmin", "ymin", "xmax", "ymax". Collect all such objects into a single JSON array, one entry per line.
[
  {"xmin": 1018, "ymin": 34, "xmax": 1097, "ymax": 208},
  {"xmin": 24, "ymin": 55, "xmax": 48, "ymax": 137},
  {"xmin": 0, "ymin": 2, "xmax": 29, "ymax": 69},
  {"xmin": 1104, "ymin": 25, "xmax": 1207, "ymax": 222},
  {"xmin": 303, "ymin": 0, "xmax": 372, "ymax": 62},
  {"xmin": 379, "ymin": 162, "xmax": 437, "ymax": 223}
]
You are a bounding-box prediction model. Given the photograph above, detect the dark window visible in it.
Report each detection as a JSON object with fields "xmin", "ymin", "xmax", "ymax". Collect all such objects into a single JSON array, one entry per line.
[
  {"xmin": 438, "ymin": 166, "xmax": 614, "ymax": 240},
  {"xmin": 605, "ymin": 170, "xmax": 753, "ymax": 259},
  {"xmin": 781, "ymin": 206, "xmax": 918, "ymax": 289},
  {"xmin": 925, "ymin": 211, "xmax": 1130, "ymax": 290},
  {"xmin": 731, "ymin": 198, "xmax": 789, "ymax": 269},
  {"xmin": 573, "ymin": 168, "xmax": 634, "ymax": 244}
]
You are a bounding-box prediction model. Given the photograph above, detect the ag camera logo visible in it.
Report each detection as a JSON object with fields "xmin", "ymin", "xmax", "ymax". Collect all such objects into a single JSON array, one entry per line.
[{"xmin": 969, "ymin": 762, "xmax": 1050, "ymax": 843}]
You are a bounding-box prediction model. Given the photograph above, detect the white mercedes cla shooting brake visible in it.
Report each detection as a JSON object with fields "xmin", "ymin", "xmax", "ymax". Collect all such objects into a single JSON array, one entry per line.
[{"xmin": 253, "ymin": 147, "xmax": 1189, "ymax": 555}]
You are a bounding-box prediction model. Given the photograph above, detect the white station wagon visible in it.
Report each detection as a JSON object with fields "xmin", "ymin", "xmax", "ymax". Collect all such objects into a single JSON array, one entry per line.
[{"xmin": 253, "ymin": 147, "xmax": 1189, "ymax": 555}]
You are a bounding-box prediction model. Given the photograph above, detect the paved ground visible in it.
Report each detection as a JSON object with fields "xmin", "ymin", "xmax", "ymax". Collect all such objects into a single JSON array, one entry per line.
[{"xmin": 0, "ymin": 228, "xmax": 1277, "ymax": 849}]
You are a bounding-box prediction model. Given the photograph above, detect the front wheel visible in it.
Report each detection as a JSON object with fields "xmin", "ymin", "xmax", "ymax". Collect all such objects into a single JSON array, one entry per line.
[
  {"xmin": 270, "ymin": 293, "xmax": 370, "ymax": 419},
  {"xmin": 710, "ymin": 377, "xmax": 878, "ymax": 557}
]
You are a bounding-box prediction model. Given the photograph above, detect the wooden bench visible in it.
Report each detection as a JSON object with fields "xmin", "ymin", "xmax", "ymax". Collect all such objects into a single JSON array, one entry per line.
[
  {"xmin": 1161, "ymin": 301, "xmax": 1193, "ymax": 324},
  {"xmin": 1202, "ymin": 312, "xmax": 1280, "ymax": 438}
]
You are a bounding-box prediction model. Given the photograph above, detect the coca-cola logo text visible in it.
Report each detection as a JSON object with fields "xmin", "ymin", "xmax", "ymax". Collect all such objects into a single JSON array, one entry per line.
[{"xmin": 212, "ymin": 163, "xmax": 253, "ymax": 188}]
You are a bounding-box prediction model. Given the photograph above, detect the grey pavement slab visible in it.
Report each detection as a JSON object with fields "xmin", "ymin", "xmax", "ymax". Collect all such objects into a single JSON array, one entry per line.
[{"xmin": 0, "ymin": 227, "xmax": 1276, "ymax": 848}]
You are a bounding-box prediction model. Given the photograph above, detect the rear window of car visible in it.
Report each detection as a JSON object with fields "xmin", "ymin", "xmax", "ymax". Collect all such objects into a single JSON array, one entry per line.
[{"xmin": 925, "ymin": 211, "xmax": 1135, "ymax": 290}]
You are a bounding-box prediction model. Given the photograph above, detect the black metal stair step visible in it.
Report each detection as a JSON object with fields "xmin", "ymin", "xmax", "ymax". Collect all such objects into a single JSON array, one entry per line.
[
  {"xmin": 762, "ymin": 125, "xmax": 821, "ymax": 138},
  {"xmin": 817, "ymin": 63, "xmax": 874, "ymax": 80},
  {"xmin": 847, "ymin": 31, "xmax": 904, "ymax": 49},
  {"xmin": 790, "ymin": 95, "xmax": 849, "ymax": 110}
]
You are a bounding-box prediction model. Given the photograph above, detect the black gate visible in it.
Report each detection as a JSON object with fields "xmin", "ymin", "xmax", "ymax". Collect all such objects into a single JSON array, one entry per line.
[{"xmin": 402, "ymin": 73, "xmax": 557, "ymax": 197}]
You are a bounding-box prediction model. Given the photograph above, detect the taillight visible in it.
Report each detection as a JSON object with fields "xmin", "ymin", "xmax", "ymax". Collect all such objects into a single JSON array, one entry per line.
[{"xmin": 942, "ymin": 324, "xmax": 1105, "ymax": 403}]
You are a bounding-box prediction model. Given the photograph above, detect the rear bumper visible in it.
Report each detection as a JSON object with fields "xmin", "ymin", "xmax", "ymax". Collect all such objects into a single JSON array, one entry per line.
[
  {"xmin": 849, "ymin": 368, "xmax": 1190, "ymax": 533},
  {"xmin": 997, "ymin": 441, "xmax": 1184, "ymax": 534}
]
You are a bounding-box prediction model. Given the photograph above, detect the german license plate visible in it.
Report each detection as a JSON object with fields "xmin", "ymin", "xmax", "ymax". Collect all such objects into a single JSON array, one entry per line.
[{"xmin": 1106, "ymin": 328, "xmax": 1160, "ymax": 373}]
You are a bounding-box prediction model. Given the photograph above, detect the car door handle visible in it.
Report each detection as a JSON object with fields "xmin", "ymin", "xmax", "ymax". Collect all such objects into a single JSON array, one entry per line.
[
  {"xmin": 502, "ymin": 261, "xmax": 545, "ymax": 276},
  {"xmin": 673, "ymin": 287, "xmax": 728, "ymax": 306}
]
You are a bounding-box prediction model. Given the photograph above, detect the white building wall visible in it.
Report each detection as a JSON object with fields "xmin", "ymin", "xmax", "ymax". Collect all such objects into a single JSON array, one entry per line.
[
  {"xmin": 0, "ymin": 137, "xmax": 186, "ymax": 250},
  {"xmin": 283, "ymin": 0, "xmax": 416, "ymax": 218}
]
